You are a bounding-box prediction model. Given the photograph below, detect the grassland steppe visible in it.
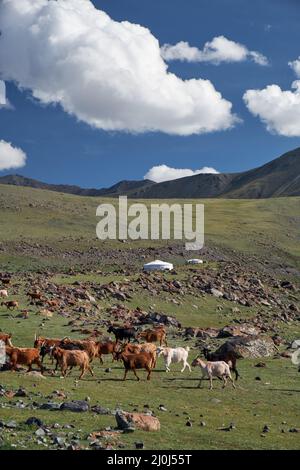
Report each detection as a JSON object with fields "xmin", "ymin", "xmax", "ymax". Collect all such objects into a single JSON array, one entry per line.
[{"xmin": 0, "ymin": 184, "xmax": 299, "ymax": 450}]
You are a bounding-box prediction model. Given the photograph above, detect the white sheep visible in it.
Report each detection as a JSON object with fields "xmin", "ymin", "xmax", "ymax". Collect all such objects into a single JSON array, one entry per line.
[
  {"xmin": 157, "ymin": 346, "xmax": 191, "ymax": 373},
  {"xmin": 192, "ymin": 357, "xmax": 236, "ymax": 390},
  {"xmin": 0, "ymin": 290, "xmax": 8, "ymax": 299}
]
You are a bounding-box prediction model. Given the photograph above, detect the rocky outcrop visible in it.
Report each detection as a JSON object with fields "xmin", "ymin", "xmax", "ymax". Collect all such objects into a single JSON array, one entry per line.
[
  {"xmin": 115, "ymin": 411, "xmax": 160, "ymax": 432},
  {"xmin": 215, "ymin": 335, "xmax": 276, "ymax": 358}
]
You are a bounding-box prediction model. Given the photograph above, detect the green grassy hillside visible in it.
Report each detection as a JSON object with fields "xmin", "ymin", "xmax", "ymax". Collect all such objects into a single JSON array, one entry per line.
[
  {"xmin": 0, "ymin": 184, "xmax": 299, "ymax": 450},
  {"xmin": 0, "ymin": 184, "xmax": 299, "ymax": 271}
]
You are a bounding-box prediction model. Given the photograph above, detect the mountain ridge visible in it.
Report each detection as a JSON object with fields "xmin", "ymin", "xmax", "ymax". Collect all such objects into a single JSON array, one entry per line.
[{"xmin": 0, "ymin": 147, "xmax": 299, "ymax": 199}]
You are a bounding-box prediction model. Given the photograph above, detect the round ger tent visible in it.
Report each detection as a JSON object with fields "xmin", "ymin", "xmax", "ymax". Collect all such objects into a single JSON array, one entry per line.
[
  {"xmin": 187, "ymin": 259, "xmax": 203, "ymax": 265},
  {"xmin": 143, "ymin": 260, "xmax": 174, "ymax": 272}
]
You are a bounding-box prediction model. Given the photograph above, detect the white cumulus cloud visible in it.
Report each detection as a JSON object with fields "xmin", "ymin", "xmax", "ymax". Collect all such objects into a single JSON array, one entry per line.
[
  {"xmin": 161, "ymin": 36, "xmax": 269, "ymax": 66},
  {"xmin": 244, "ymin": 80, "xmax": 300, "ymax": 137},
  {"xmin": 0, "ymin": 140, "xmax": 27, "ymax": 171},
  {"xmin": 144, "ymin": 164, "xmax": 219, "ymax": 183},
  {"xmin": 0, "ymin": 80, "xmax": 6, "ymax": 106},
  {"xmin": 289, "ymin": 57, "xmax": 300, "ymax": 77},
  {"xmin": 0, "ymin": 0, "xmax": 237, "ymax": 136}
]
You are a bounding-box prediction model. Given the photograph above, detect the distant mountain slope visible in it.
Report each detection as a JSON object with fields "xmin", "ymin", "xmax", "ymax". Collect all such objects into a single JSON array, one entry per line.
[
  {"xmin": 0, "ymin": 147, "xmax": 299, "ymax": 199},
  {"xmin": 96, "ymin": 179, "xmax": 154, "ymax": 196},
  {"xmin": 0, "ymin": 174, "xmax": 97, "ymax": 196},
  {"xmin": 223, "ymin": 147, "xmax": 300, "ymax": 198},
  {"xmin": 0, "ymin": 174, "xmax": 153, "ymax": 197},
  {"xmin": 130, "ymin": 147, "xmax": 300, "ymax": 199},
  {"xmin": 130, "ymin": 173, "xmax": 236, "ymax": 198}
]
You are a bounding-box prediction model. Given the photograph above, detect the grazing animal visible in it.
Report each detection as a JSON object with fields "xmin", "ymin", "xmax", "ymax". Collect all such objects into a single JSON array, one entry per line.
[
  {"xmin": 116, "ymin": 351, "xmax": 154, "ymax": 381},
  {"xmin": 0, "ymin": 290, "xmax": 8, "ymax": 299},
  {"xmin": 45, "ymin": 299, "xmax": 60, "ymax": 308},
  {"xmin": 51, "ymin": 346, "xmax": 93, "ymax": 379},
  {"xmin": 157, "ymin": 346, "xmax": 191, "ymax": 373},
  {"xmin": 192, "ymin": 357, "xmax": 235, "ymax": 390},
  {"xmin": 138, "ymin": 328, "xmax": 167, "ymax": 346},
  {"xmin": 60, "ymin": 338, "xmax": 98, "ymax": 361},
  {"xmin": 34, "ymin": 335, "xmax": 65, "ymax": 363},
  {"xmin": 1, "ymin": 300, "xmax": 19, "ymax": 311},
  {"xmin": 203, "ymin": 347, "xmax": 240, "ymax": 381},
  {"xmin": 27, "ymin": 292, "xmax": 43, "ymax": 302},
  {"xmin": 96, "ymin": 340, "xmax": 119, "ymax": 364},
  {"xmin": 21, "ymin": 309, "xmax": 29, "ymax": 319},
  {"xmin": 107, "ymin": 326, "xmax": 137, "ymax": 343},
  {"xmin": 5, "ymin": 346, "xmax": 43, "ymax": 373},
  {"xmin": 122, "ymin": 342, "xmax": 157, "ymax": 368},
  {"xmin": 0, "ymin": 332, "xmax": 13, "ymax": 346},
  {"xmin": 153, "ymin": 325, "xmax": 166, "ymax": 331}
]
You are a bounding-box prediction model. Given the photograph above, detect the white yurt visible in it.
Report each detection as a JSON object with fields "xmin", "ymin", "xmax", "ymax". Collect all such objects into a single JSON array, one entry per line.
[
  {"xmin": 187, "ymin": 259, "xmax": 203, "ymax": 265},
  {"xmin": 143, "ymin": 260, "xmax": 174, "ymax": 272}
]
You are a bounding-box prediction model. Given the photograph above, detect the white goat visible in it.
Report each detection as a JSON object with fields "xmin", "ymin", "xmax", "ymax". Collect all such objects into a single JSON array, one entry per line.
[
  {"xmin": 157, "ymin": 346, "xmax": 191, "ymax": 373},
  {"xmin": 192, "ymin": 357, "xmax": 236, "ymax": 390},
  {"xmin": 0, "ymin": 290, "xmax": 8, "ymax": 299}
]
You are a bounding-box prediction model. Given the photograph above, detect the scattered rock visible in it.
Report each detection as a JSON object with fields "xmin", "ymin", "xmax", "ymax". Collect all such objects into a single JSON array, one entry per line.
[
  {"xmin": 158, "ymin": 405, "xmax": 167, "ymax": 412},
  {"xmin": 39, "ymin": 402, "xmax": 61, "ymax": 411},
  {"xmin": 135, "ymin": 442, "xmax": 144, "ymax": 449},
  {"xmin": 53, "ymin": 436, "xmax": 65, "ymax": 447},
  {"xmin": 215, "ymin": 335, "xmax": 276, "ymax": 359},
  {"xmin": 145, "ymin": 311, "xmax": 181, "ymax": 328},
  {"xmin": 210, "ymin": 288, "xmax": 224, "ymax": 298},
  {"xmin": 15, "ymin": 387, "xmax": 28, "ymax": 397},
  {"xmin": 217, "ymin": 423, "xmax": 236, "ymax": 432},
  {"xmin": 210, "ymin": 398, "xmax": 222, "ymax": 405},
  {"xmin": 280, "ymin": 281, "xmax": 295, "ymax": 290},
  {"xmin": 116, "ymin": 411, "xmax": 160, "ymax": 432},
  {"xmin": 6, "ymin": 420, "xmax": 17, "ymax": 429},
  {"xmin": 35, "ymin": 428, "xmax": 46, "ymax": 437},
  {"xmin": 218, "ymin": 324, "xmax": 261, "ymax": 338},
  {"xmin": 26, "ymin": 371, "xmax": 46, "ymax": 379},
  {"xmin": 60, "ymin": 400, "xmax": 89, "ymax": 413},
  {"xmin": 91, "ymin": 405, "xmax": 111, "ymax": 415},
  {"xmin": 25, "ymin": 417, "xmax": 44, "ymax": 427}
]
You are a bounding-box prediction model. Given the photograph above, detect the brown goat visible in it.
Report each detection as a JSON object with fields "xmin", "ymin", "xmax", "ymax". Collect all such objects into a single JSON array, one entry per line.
[
  {"xmin": 34, "ymin": 335, "xmax": 65, "ymax": 365},
  {"xmin": 138, "ymin": 328, "xmax": 167, "ymax": 346},
  {"xmin": 5, "ymin": 346, "xmax": 43, "ymax": 373},
  {"xmin": 60, "ymin": 338, "xmax": 98, "ymax": 362},
  {"xmin": 116, "ymin": 351, "xmax": 154, "ymax": 381},
  {"xmin": 51, "ymin": 346, "xmax": 93, "ymax": 379},
  {"xmin": 27, "ymin": 292, "xmax": 43, "ymax": 302},
  {"xmin": 122, "ymin": 342, "xmax": 157, "ymax": 368},
  {"xmin": 96, "ymin": 341, "xmax": 119, "ymax": 364},
  {"xmin": 34, "ymin": 335, "xmax": 63, "ymax": 350},
  {"xmin": 1, "ymin": 300, "xmax": 19, "ymax": 311}
]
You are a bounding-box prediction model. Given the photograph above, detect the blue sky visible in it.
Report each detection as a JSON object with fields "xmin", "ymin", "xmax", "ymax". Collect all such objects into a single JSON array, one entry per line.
[{"xmin": 0, "ymin": 0, "xmax": 300, "ymax": 188}]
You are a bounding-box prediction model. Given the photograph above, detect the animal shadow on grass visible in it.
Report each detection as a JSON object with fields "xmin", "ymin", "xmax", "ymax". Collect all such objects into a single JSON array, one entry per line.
[
  {"xmin": 160, "ymin": 376, "xmax": 199, "ymax": 390},
  {"xmin": 161, "ymin": 376, "xmax": 239, "ymax": 390}
]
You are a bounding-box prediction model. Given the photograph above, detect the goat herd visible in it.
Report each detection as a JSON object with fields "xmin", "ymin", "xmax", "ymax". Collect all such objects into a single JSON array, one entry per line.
[{"xmin": 0, "ymin": 323, "xmax": 238, "ymax": 390}]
